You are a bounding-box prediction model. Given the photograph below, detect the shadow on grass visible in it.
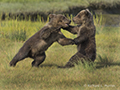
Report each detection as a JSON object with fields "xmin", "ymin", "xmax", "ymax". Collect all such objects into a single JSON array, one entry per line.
[
  {"xmin": 40, "ymin": 63, "xmax": 59, "ymax": 68},
  {"xmin": 40, "ymin": 55, "xmax": 120, "ymax": 70},
  {"xmin": 96, "ymin": 62, "xmax": 120, "ymax": 69},
  {"xmin": 96, "ymin": 54, "xmax": 120, "ymax": 69}
]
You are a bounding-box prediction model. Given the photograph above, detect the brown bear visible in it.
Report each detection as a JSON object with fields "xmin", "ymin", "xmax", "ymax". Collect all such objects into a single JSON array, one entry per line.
[
  {"xmin": 10, "ymin": 14, "xmax": 75, "ymax": 67},
  {"xmin": 61, "ymin": 9, "xmax": 96, "ymax": 68}
]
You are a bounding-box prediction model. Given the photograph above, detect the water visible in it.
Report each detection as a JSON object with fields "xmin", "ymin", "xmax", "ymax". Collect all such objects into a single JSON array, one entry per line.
[{"xmin": 102, "ymin": 14, "xmax": 120, "ymax": 27}]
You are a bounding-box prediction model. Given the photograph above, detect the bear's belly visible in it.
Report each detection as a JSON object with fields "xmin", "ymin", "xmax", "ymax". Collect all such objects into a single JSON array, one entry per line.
[{"xmin": 31, "ymin": 40, "xmax": 53, "ymax": 55}]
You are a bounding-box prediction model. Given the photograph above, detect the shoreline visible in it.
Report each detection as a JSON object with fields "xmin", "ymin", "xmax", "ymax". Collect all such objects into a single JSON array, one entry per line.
[{"xmin": 1, "ymin": 1, "xmax": 120, "ymax": 20}]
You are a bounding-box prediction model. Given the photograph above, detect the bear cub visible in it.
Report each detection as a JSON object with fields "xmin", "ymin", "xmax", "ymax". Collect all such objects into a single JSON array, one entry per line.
[
  {"xmin": 10, "ymin": 14, "xmax": 75, "ymax": 67},
  {"xmin": 62, "ymin": 9, "xmax": 96, "ymax": 68}
]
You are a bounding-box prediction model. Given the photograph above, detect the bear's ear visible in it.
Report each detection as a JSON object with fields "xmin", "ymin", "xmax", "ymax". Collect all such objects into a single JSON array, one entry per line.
[
  {"xmin": 86, "ymin": 9, "xmax": 90, "ymax": 12},
  {"xmin": 85, "ymin": 9, "xmax": 90, "ymax": 17},
  {"xmin": 49, "ymin": 14, "xmax": 55, "ymax": 19}
]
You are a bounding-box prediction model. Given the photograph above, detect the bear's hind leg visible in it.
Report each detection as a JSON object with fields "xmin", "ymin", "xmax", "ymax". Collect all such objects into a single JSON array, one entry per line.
[
  {"xmin": 32, "ymin": 52, "xmax": 46, "ymax": 67},
  {"xmin": 10, "ymin": 47, "xmax": 29, "ymax": 67},
  {"xmin": 61, "ymin": 52, "xmax": 89, "ymax": 68},
  {"xmin": 10, "ymin": 51, "xmax": 27, "ymax": 67}
]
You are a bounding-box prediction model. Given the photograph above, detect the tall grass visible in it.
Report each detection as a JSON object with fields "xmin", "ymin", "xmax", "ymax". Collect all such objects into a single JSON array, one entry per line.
[
  {"xmin": 93, "ymin": 13, "xmax": 106, "ymax": 34},
  {"xmin": 0, "ymin": 16, "xmax": 46, "ymax": 41}
]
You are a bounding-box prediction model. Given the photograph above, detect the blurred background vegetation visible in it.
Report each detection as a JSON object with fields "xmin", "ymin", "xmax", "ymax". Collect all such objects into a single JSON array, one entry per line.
[{"xmin": 0, "ymin": 0, "xmax": 120, "ymax": 21}]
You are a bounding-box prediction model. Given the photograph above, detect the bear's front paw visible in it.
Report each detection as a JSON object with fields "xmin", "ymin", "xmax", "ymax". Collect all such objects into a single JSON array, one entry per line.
[
  {"xmin": 73, "ymin": 39, "xmax": 79, "ymax": 45},
  {"xmin": 71, "ymin": 40, "xmax": 75, "ymax": 45}
]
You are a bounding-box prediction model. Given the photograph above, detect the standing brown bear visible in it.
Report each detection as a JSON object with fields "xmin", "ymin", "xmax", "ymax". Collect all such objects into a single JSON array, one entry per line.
[
  {"xmin": 10, "ymin": 14, "xmax": 75, "ymax": 67},
  {"xmin": 62, "ymin": 9, "xmax": 96, "ymax": 68}
]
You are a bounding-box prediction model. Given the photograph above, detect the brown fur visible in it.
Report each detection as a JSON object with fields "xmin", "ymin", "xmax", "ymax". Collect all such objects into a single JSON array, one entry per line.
[
  {"xmin": 10, "ymin": 14, "xmax": 75, "ymax": 67},
  {"xmin": 62, "ymin": 9, "xmax": 96, "ymax": 68}
]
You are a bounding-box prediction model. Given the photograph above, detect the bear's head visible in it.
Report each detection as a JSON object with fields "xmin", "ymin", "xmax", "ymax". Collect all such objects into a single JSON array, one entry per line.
[
  {"xmin": 73, "ymin": 9, "xmax": 93, "ymax": 25},
  {"xmin": 49, "ymin": 14, "xmax": 71, "ymax": 28}
]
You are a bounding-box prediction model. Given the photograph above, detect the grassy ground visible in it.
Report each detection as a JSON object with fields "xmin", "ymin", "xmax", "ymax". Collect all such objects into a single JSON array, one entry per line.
[{"xmin": 0, "ymin": 15, "xmax": 120, "ymax": 90}]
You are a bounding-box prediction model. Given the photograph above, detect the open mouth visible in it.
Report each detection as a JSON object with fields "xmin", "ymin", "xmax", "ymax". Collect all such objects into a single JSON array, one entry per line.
[
  {"xmin": 65, "ymin": 21, "xmax": 71, "ymax": 27},
  {"xmin": 65, "ymin": 23, "xmax": 69, "ymax": 26},
  {"xmin": 63, "ymin": 20, "xmax": 71, "ymax": 27}
]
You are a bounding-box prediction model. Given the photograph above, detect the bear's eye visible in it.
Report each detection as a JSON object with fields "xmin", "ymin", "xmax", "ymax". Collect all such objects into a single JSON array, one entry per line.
[
  {"xmin": 78, "ymin": 15, "xmax": 81, "ymax": 18},
  {"xmin": 62, "ymin": 17, "xmax": 65, "ymax": 19},
  {"xmin": 59, "ymin": 20, "xmax": 62, "ymax": 22}
]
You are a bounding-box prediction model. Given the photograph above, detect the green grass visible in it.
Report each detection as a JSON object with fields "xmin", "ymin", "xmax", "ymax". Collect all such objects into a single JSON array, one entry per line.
[{"xmin": 0, "ymin": 15, "xmax": 120, "ymax": 90}]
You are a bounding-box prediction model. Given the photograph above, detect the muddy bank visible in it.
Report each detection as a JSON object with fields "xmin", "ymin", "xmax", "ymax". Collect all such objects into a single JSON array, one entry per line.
[{"xmin": 1, "ymin": 2, "xmax": 120, "ymax": 21}]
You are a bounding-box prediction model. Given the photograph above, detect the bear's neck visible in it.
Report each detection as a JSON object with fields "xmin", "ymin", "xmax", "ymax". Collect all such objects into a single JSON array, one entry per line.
[
  {"xmin": 47, "ymin": 22, "xmax": 58, "ymax": 28},
  {"xmin": 45, "ymin": 22, "xmax": 61, "ymax": 30},
  {"xmin": 83, "ymin": 20, "xmax": 94, "ymax": 26}
]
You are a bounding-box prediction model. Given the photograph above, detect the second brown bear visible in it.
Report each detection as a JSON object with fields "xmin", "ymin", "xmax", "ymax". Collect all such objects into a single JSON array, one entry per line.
[{"xmin": 62, "ymin": 9, "xmax": 96, "ymax": 68}]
